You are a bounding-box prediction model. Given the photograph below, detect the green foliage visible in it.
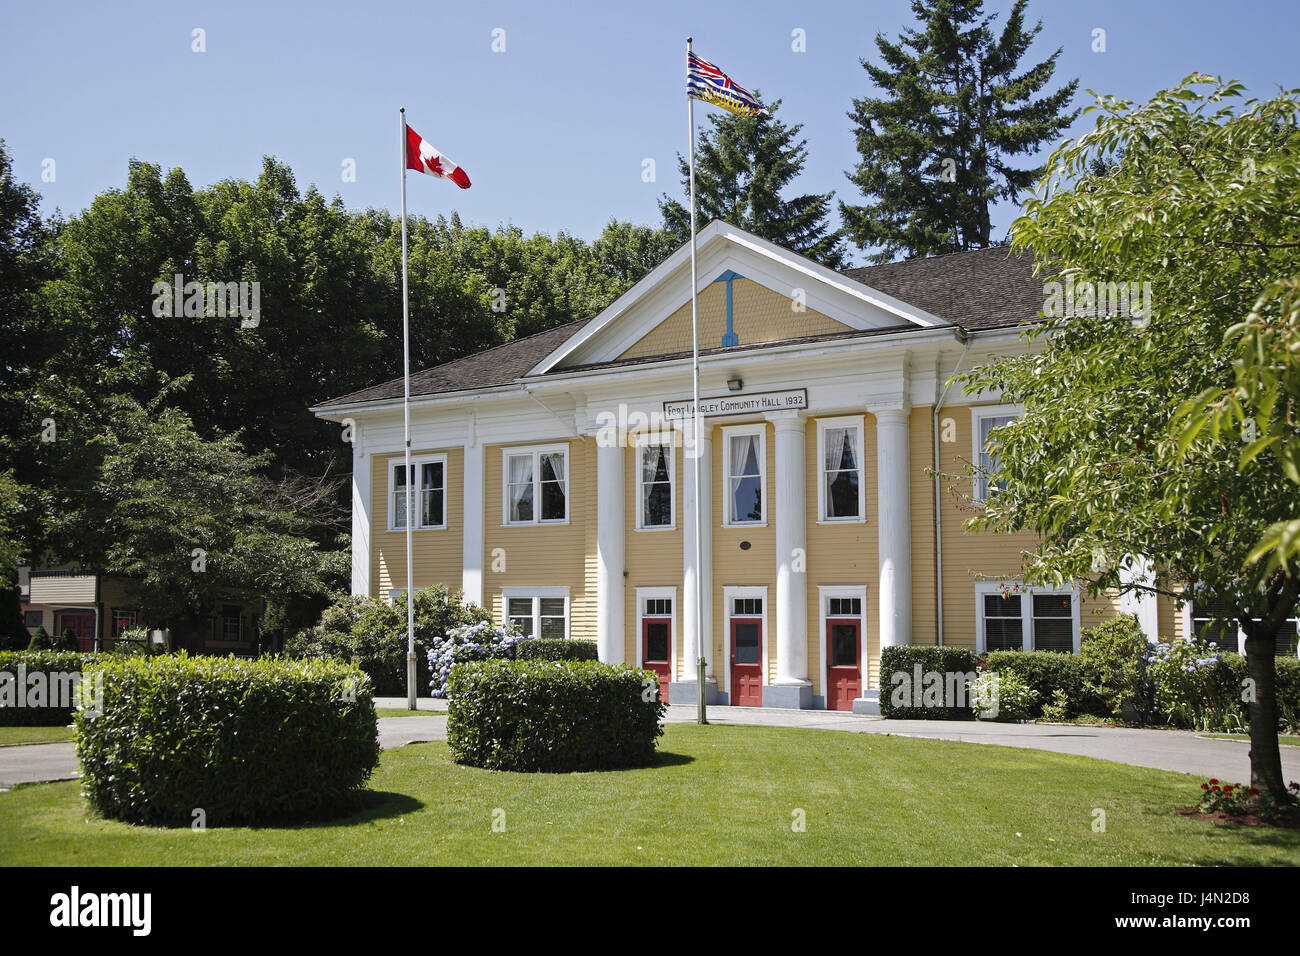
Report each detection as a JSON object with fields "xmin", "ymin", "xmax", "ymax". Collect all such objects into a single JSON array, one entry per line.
[
  {"xmin": 0, "ymin": 572, "xmax": 27, "ymax": 651},
  {"xmin": 961, "ymin": 73, "xmax": 1300, "ymax": 797},
  {"xmin": 25, "ymin": 626, "xmax": 52, "ymax": 651},
  {"xmin": 75, "ymin": 394, "xmax": 341, "ymax": 638},
  {"xmin": 879, "ymin": 646, "xmax": 978, "ymax": 719},
  {"xmin": 1040, "ymin": 688, "xmax": 1070, "ymax": 722},
  {"xmin": 983, "ymin": 649, "xmax": 1101, "ymax": 718},
  {"xmin": 1146, "ymin": 641, "xmax": 1248, "ymax": 733},
  {"xmin": 513, "ymin": 638, "xmax": 599, "ymax": 662},
  {"xmin": 57, "ymin": 628, "xmax": 78, "ymax": 651},
  {"xmin": 446, "ymin": 659, "xmax": 665, "ymax": 772},
  {"xmin": 76, "ymin": 653, "xmax": 379, "ymax": 825},
  {"xmin": 1079, "ymin": 614, "xmax": 1150, "ymax": 717},
  {"xmin": 286, "ymin": 586, "xmax": 491, "ymax": 696},
  {"xmin": 110, "ymin": 626, "xmax": 157, "ymax": 656},
  {"xmin": 842, "ymin": 0, "xmax": 1078, "ymax": 261},
  {"xmin": 972, "ymin": 668, "xmax": 1039, "ymax": 721},
  {"xmin": 0, "ymin": 650, "xmax": 98, "ymax": 726},
  {"xmin": 661, "ymin": 99, "xmax": 846, "ymax": 267}
]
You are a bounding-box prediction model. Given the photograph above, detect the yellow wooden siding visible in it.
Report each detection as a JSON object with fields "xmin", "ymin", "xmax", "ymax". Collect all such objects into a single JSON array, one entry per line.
[
  {"xmin": 622, "ymin": 439, "xmax": 685, "ymax": 669},
  {"xmin": 372, "ymin": 448, "xmax": 465, "ymax": 599},
  {"xmin": 710, "ymin": 421, "xmax": 778, "ymax": 689},
  {"xmin": 936, "ymin": 405, "xmax": 1125, "ymax": 648},
  {"xmin": 803, "ymin": 416, "xmax": 877, "ymax": 694},
  {"xmin": 617, "ymin": 278, "xmax": 852, "ymax": 361},
  {"xmin": 482, "ymin": 439, "xmax": 597, "ymax": 642}
]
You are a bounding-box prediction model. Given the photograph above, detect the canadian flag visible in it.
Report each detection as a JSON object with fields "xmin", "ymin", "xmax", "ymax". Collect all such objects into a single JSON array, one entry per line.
[{"xmin": 405, "ymin": 124, "xmax": 471, "ymax": 189}]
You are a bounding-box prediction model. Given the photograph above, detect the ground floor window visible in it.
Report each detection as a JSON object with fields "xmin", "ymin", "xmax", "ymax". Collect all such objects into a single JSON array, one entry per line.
[
  {"xmin": 503, "ymin": 588, "xmax": 569, "ymax": 640},
  {"xmin": 1191, "ymin": 600, "xmax": 1300, "ymax": 656},
  {"xmin": 23, "ymin": 610, "xmax": 42, "ymax": 629},
  {"xmin": 111, "ymin": 608, "xmax": 138, "ymax": 637},
  {"xmin": 976, "ymin": 585, "xmax": 1080, "ymax": 653}
]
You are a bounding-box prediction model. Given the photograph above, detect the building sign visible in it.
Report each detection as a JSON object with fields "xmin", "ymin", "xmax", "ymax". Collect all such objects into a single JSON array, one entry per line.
[{"xmin": 663, "ymin": 388, "xmax": 808, "ymax": 421}]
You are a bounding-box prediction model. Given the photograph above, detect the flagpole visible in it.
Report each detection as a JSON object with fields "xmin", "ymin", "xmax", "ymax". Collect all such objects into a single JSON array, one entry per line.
[
  {"xmin": 687, "ymin": 37, "xmax": 707, "ymax": 725},
  {"xmin": 400, "ymin": 106, "xmax": 417, "ymax": 711}
]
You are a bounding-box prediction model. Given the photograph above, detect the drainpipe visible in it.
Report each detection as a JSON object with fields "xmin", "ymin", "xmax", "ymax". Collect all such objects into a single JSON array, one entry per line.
[{"xmin": 933, "ymin": 330, "xmax": 971, "ymax": 647}]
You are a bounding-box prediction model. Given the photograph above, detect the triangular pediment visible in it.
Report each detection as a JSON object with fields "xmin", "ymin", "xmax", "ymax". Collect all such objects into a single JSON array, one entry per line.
[{"xmin": 529, "ymin": 221, "xmax": 947, "ymax": 375}]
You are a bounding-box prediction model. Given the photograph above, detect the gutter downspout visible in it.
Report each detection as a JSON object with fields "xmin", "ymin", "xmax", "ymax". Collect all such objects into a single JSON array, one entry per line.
[{"xmin": 933, "ymin": 330, "xmax": 971, "ymax": 647}]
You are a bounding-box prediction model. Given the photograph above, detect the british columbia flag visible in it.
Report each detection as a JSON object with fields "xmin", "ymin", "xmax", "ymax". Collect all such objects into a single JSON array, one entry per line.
[{"xmin": 686, "ymin": 51, "xmax": 766, "ymax": 117}]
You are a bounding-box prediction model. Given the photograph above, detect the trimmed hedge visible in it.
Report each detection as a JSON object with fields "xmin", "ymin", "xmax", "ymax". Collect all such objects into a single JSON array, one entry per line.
[
  {"xmin": 0, "ymin": 651, "xmax": 99, "ymax": 726},
  {"xmin": 984, "ymin": 650, "xmax": 1106, "ymax": 719},
  {"xmin": 513, "ymin": 638, "xmax": 599, "ymax": 662},
  {"xmin": 447, "ymin": 659, "xmax": 664, "ymax": 771},
  {"xmin": 77, "ymin": 654, "xmax": 380, "ymax": 825},
  {"xmin": 879, "ymin": 646, "xmax": 978, "ymax": 719}
]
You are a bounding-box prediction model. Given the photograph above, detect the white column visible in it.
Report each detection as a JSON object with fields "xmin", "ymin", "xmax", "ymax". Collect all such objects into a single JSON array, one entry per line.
[
  {"xmin": 461, "ymin": 422, "xmax": 485, "ymax": 608},
  {"xmin": 1120, "ymin": 554, "xmax": 1159, "ymax": 641},
  {"xmin": 350, "ymin": 422, "xmax": 371, "ymax": 598},
  {"xmin": 875, "ymin": 406, "xmax": 913, "ymax": 655},
  {"xmin": 596, "ymin": 439, "xmax": 626, "ymax": 664},
  {"xmin": 770, "ymin": 413, "xmax": 811, "ymax": 707},
  {"xmin": 679, "ymin": 419, "xmax": 714, "ymax": 688}
]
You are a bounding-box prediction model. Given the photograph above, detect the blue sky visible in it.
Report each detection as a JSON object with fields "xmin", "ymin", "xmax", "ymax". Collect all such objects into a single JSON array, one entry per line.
[{"xmin": 1, "ymin": 0, "xmax": 1297, "ymax": 264}]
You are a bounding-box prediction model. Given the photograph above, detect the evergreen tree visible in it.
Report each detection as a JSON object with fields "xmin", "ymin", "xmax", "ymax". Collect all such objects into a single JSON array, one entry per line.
[
  {"xmin": 842, "ymin": 0, "xmax": 1078, "ymax": 263},
  {"xmin": 660, "ymin": 98, "xmax": 846, "ymax": 268}
]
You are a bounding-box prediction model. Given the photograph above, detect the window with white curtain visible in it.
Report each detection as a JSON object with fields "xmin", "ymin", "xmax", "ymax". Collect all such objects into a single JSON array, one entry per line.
[
  {"xmin": 723, "ymin": 425, "xmax": 765, "ymax": 525},
  {"xmin": 972, "ymin": 406, "xmax": 1021, "ymax": 503},
  {"xmin": 818, "ymin": 417, "xmax": 864, "ymax": 521},
  {"xmin": 504, "ymin": 445, "xmax": 568, "ymax": 524},
  {"xmin": 637, "ymin": 440, "xmax": 674, "ymax": 529},
  {"xmin": 389, "ymin": 454, "xmax": 447, "ymax": 530}
]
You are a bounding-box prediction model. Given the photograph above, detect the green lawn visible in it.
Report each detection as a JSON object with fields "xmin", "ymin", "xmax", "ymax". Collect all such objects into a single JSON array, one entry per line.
[
  {"xmin": 375, "ymin": 708, "xmax": 426, "ymax": 718},
  {"xmin": 1, "ymin": 724, "xmax": 1296, "ymax": 866},
  {"xmin": 0, "ymin": 726, "xmax": 75, "ymax": 746},
  {"xmin": 1202, "ymin": 733, "xmax": 1300, "ymax": 747}
]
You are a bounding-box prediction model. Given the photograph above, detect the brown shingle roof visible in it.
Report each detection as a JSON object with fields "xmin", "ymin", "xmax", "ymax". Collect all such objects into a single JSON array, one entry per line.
[
  {"xmin": 842, "ymin": 244, "xmax": 1043, "ymax": 330},
  {"xmin": 313, "ymin": 319, "xmax": 586, "ymax": 409},
  {"xmin": 315, "ymin": 244, "xmax": 1045, "ymax": 409}
]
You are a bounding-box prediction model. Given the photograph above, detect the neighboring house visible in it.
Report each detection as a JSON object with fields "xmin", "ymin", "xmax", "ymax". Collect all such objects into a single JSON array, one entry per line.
[
  {"xmin": 17, "ymin": 564, "xmax": 264, "ymax": 654},
  {"xmin": 311, "ymin": 220, "xmax": 1295, "ymax": 712}
]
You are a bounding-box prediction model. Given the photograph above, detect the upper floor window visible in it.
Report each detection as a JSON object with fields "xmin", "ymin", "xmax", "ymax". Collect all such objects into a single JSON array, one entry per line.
[
  {"xmin": 723, "ymin": 424, "xmax": 765, "ymax": 526},
  {"xmin": 504, "ymin": 444, "xmax": 568, "ymax": 525},
  {"xmin": 637, "ymin": 439, "xmax": 675, "ymax": 530},
  {"xmin": 389, "ymin": 454, "xmax": 446, "ymax": 530},
  {"xmin": 972, "ymin": 405, "xmax": 1021, "ymax": 503},
  {"xmin": 817, "ymin": 416, "xmax": 865, "ymax": 521}
]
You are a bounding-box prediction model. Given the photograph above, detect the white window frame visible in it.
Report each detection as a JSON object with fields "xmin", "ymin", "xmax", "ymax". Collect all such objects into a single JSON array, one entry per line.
[
  {"xmin": 971, "ymin": 404, "xmax": 1022, "ymax": 504},
  {"xmin": 634, "ymin": 435, "xmax": 676, "ymax": 531},
  {"xmin": 635, "ymin": 586, "xmax": 677, "ymax": 675},
  {"xmin": 818, "ymin": 586, "xmax": 869, "ymax": 698},
  {"xmin": 387, "ymin": 453, "xmax": 448, "ymax": 531},
  {"xmin": 501, "ymin": 586, "xmax": 571, "ymax": 640},
  {"xmin": 501, "ymin": 443, "xmax": 570, "ymax": 526},
  {"xmin": 975, "ymin": 582, "xmax": 1081, "ymax": 653},
  {"xmin": 1181, "ymin": 598, "xmax": 1300, "ymax": 657},
  {"xmin": 721, "ymin": 423, "xmax": 767, "ymax": 527},
  {"xmin": 722, "ymin": 585, "xmax": 769, "ymax": 702},
  {"xmin": 816, "ymin": 415, "xmax": 867, "ymax": 524}
]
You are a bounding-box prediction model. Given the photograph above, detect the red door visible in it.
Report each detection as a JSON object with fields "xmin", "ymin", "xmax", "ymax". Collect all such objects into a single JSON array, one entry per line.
[
  {"xmin": 642, "ymin": 618, "xmax": 672, "ymax": 703},
  {"xmin": 730, "ymin": 619, "xmax": 763, "ymax": 707},
  {"xmin": 57, "ymin": 612, "xmax": 96, "ymax": 651},
  {"xmin": 826, "ymin": 620, "xmax": 861, "ymax": 711}
]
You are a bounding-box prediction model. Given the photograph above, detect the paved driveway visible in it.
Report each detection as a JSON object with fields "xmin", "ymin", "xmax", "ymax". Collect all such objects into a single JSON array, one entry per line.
[{"xmin": 3, "ymin": 705, "xmax": 1296, "ymax": 789}]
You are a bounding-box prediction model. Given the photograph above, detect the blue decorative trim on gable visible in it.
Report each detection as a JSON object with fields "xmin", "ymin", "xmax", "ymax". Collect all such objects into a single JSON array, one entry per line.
[{"xmin": 713, "ymin": 270, "xmax": 742, "ymax": 347}]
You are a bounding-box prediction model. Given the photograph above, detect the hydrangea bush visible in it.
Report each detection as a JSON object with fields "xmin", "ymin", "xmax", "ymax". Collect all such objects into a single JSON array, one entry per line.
[
  {"xmin": 426, "ymin": 621, "xmax": 521, "ymax": 698},
  {"xmin": 1144, "ymin": 638, "xmax": 1242, "ymax": 732}
]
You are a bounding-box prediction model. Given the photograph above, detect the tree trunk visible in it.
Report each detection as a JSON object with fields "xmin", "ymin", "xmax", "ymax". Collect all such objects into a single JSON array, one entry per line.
[{"xmin": 1242, "ymin": 617, "xmax": 1288, "ymax": 802}]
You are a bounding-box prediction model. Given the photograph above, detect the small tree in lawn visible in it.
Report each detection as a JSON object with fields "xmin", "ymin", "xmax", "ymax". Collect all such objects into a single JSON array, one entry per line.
[{"xmin": 962, "ymin": 75, "xmax": 1300, "ymax": 803}]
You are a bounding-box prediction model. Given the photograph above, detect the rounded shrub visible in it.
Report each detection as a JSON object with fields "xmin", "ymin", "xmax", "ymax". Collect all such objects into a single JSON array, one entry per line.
[
  {"xmin": 513, "ymin": 638, "xmax": 599, "ymax": 662},
  {"xmin": 77, "ymin": 653, "xmax": 380, "ymax": 825},
  {"xmin": 447, "ymin": 659, "xmax": 665, "ymax": 772},
  {"xmin": 879, "ymin": 645, "xmax": 978, "ymax": 719}
]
